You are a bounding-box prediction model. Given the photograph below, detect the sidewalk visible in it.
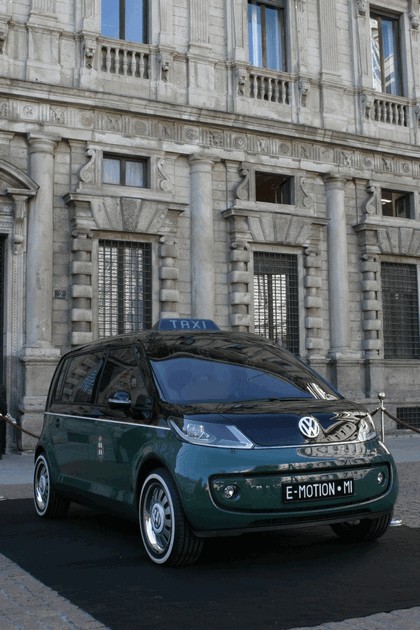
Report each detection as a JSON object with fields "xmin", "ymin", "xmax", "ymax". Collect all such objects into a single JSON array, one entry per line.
[{"xmin": 1, "ymin": 435, "xmax": 420, "ymax": 630}]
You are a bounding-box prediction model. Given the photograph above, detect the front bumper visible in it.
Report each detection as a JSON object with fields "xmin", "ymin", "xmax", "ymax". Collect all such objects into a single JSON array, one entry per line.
[{"xmin": 173, "ymin": 439, "xmax": 398, "ymax": 535}]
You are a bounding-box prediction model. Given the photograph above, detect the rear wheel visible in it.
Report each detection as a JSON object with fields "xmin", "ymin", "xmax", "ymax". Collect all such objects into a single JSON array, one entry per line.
[
  {"xmin": 139, "ymin": 469, "xmax": 203, "ymax": 566},
  {"xmin": 331, "ymin": 513, "xmax": 392, "ymax": 543},
  {"xmin": 33, "ymin": 453, "xmax": 69, "ymax": 518}
]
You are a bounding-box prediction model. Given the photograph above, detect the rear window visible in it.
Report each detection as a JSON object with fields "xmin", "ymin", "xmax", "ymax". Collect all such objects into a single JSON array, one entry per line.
[{"xmin": 52, "ymin": 352, "xmax": 104, "ymax": 404}]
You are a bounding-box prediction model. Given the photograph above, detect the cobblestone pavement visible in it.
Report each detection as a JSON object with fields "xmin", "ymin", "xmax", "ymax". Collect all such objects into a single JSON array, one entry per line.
[{"xmin": 0, "ymin": 446, "xmax": 419, "ymax": 629}]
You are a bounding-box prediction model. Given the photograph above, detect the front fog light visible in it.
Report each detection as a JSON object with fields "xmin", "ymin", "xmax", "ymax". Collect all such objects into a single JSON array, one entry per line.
[
  {"xmin": 222, "ymin": 484, "xmax": 239, "ymax": 499},
  {"xmin": 377, "ymin": 472, "xmax": 385, "ymax": 484}
]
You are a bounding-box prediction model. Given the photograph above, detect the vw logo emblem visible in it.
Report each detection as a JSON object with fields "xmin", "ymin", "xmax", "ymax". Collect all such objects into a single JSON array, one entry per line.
[{"xmin": 298, "ymin": 416, "xmax": 320, "ymax": 439}]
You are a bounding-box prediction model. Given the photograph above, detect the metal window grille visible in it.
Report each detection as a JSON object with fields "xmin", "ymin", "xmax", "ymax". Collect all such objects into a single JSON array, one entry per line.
[
  {"xmin": 381, "ymin": 262, "xmax": 420, "ymax": 359},
  {"xmin": 253, "ymin": 252, "xmax": 299, "ymax": 353},
  {"xmin": 396, "ymin": 407, "xmax": 420, "ymax": 430},
  {"xmin": 98, "ymin": 240, "xmax": 152, "ymax": 338},
  {"xmin": 0, "ymin": 236, "xmax": 4, "ymax": 382}
]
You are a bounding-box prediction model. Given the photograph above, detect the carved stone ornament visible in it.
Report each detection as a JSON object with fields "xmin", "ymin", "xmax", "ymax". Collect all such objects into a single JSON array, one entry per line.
[
  {"xmin": 236, "ymin": 68, "xmax": 249, "ymax": 96},
  {"xmin": 360, "ymin": 92, "xmax": 373, "ymax": 119},
  {"xmin": 0, "ymin": 19, "xmax": 9, "ymax": 54},
  {"xmin": 364, "ymin": 183, "xmax": 377, "ymax": 215},
  {"xmin": 235, "ymin": 167, "xmax": 250, "ymax": 201},
  {"xmin": 159, "ymin": 53, "xmax": 172, "ymax": 82},
  {"xmin": 356, "ymin": 0, "xmax": 368, "ymax": 16},
  {"xmin": 83, "ymin": 36, "xmax": 97, "ymax": 69},
  {"xmin": 157, "ymin": 158, "xmax": 172, "ymax": 193},
  {"xmin": 79, "ymin": 148, "xmax": 96, "ymax": 184},
  {"xmin": 409, "ymin": 11, "xmax": 420, "ymax": 30},
  {"xmin": 298, "ymin": 79, "xmax": 310, "ymax": 107}
]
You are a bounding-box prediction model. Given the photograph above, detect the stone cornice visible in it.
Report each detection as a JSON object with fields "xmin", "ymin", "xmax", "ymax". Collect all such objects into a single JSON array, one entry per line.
[{"xmin": 1, "ymin": 91, "xmax": 420, "ymax": 180}]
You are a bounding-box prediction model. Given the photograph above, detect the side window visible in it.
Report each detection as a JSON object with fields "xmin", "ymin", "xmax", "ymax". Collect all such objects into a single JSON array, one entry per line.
[
  {"xmin": 101, "ymin": 0, "xmax": 148, "ymax": 44},
  {"xmin": 381, "ymin": 189, "xmax": 413, "ymax": 219},
  {"xmin": 370, "ymin": 10, "xmax": 402, "ymax": 95},
  {"xmin": 56, "ymin": 352, "xmax": 104, "ymax": 404},
  {"xmin": 255, "ymin": 172, "xmax": 294, "ymax": 204},
  {"xmin": 103, "ymin": 155, "xmax": 149, "ymax": 188},
  {"xmin": 96, "ymin": 347, "xmax": 150, "ymax": 419},
  {"xmin": 248, "ymin": 0, "xmax": 286, "ymax": 71}
]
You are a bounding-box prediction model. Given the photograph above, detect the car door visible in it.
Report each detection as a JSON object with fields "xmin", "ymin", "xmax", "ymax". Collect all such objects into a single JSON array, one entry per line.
[
  {"xmin": 88, "ymin": 345, "xmax": 153, "ymax": 509},
  {"xmin": 47, "ymin": 350, "xmax": 105, "ymax": 492}
]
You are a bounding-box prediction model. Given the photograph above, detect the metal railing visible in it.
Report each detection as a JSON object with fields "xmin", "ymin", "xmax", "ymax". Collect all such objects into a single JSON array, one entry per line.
[{"xmin": 371, "ymin": 392, "xmax": 420, "ymax": 441}]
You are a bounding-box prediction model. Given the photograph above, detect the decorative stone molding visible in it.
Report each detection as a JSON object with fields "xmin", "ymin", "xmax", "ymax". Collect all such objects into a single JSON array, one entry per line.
[
  {"xmin": 377, "ymin": 225, "xmax": 420, "ymax": 256},
  {"xmin": 360, "ymin": 254, "xmax": 381, "ymax": 357},
  {"xmin": 157, "ymin": 158, "xmax": 172, "ymax": 192},
  {"xmin": 71, "ymin": 234, "xmax": 93, "ymax": 346},
  {"xmin": 159, "ymin": 236, "xmax": 180, "ymax": 318},
  {"xmin": 235, "ymin": 167, "xmax": 250, "ymax": 201},
  {"xmin": 363, "ymin": 182, "xmax": 378, "ymax": 216},
  {"xmin": 304, "ymin": 247, "xmax": 323, "ymax": 356},
  {"xmin": 225, "ymin": 214, "xmax": 252, "ymax": 331},
  {"xmin": 299, "ymin": 177, "xmax": 314, "ymax": 209},
  {"xmin": 79, "ymin": 148, "xmax": 97, "ymax": 184},
  {"xmin": 4, "ymin": 95, "xmax": 420, "ymax": 178},
  {"xmin": 247, "ymin": 212, "xmax": 312, "ymax": 246}
]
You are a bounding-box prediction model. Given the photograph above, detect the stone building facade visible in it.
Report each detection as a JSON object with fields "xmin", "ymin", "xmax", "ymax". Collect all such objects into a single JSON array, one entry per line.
[{"xmin": 1, "ymin": 0, "xmax": 420, "ymax": 449}]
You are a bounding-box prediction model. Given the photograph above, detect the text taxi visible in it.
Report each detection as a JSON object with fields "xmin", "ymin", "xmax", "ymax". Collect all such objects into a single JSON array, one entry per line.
[{"xmin": 33, "ymin": 318, "xmax": 398, "ymax": 566}]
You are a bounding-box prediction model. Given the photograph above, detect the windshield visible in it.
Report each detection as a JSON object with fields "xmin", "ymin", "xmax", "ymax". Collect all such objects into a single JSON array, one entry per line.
[{"xmin": 151, "ymin": 355, "xmax": 335, "ymax": 405}]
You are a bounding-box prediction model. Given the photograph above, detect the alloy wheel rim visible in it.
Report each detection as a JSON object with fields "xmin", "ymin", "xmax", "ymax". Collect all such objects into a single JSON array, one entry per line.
[
  {"xmin": 143, "ymin": 482, "xmax": 173, "ymax": 555},
  {"xmin": 35, "ymin": 461, "xmax": 49, "ymax": 512}
]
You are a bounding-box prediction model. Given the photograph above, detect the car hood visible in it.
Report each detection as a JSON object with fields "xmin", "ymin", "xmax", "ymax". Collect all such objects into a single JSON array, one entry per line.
[{"xmin": 172, "ymin": 399, "xmax": 372, "ymax": 447}]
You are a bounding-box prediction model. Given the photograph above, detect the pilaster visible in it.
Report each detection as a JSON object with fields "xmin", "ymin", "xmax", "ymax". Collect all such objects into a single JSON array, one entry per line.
[
  {"xmin": 325, "ymin": 174, "xmax": 350, "ymax": 357},
  {"xmin": 189, "ymin": 155, "xmax": 218, "ymax": 320}
]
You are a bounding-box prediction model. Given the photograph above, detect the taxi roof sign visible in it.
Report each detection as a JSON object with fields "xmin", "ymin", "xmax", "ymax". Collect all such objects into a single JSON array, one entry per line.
[{"xmin": 154, "ymin": 318, "xmax": 220, "ymax": 332}]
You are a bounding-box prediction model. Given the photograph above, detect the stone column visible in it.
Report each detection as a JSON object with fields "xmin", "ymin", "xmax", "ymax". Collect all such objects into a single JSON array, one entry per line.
[
  {"xmin": 325, "ymin": 175, "xmax": 350, "ymax": 356},
  {"xmin": 19, "ymin": 134, "xmax": 61, "ymax": 449},
  {"xmin": 189, "ymin": 156, "xmax": 217, "ymax": 319},
  {"xmin": 26, "ymin": 134, "xmax": 59, "ymax": 347}
]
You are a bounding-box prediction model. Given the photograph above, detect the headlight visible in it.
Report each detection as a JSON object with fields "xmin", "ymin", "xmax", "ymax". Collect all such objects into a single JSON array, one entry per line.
[
  {"xmin": 358, "ymin": 414, "xmax": 377, "ymax": 441},
  {"xmin": 169, "ymin": 417, "xmax": 254, "ymax": 449}
]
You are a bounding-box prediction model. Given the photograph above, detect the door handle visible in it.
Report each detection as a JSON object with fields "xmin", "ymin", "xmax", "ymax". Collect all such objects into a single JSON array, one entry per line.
[{"xmin": 55, "ymin": 418, "xmax": 60, "ymax": 428}]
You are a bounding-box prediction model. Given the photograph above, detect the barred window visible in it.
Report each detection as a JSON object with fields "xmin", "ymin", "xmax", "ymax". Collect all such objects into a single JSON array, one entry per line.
[
  {"xmin": 98, "ymin": 240, "xmax": 152, "ymax": 337},
  {"xmin": 381, "ymin": 262, "xmax": 420, "ymax": 359},
  {"xmin": 396, "ymin": 407, "xmax": 420, "ymax": 431},
  {"xmin": 253, "ymin": 252, "xmax": 299, "ymax": 353}
]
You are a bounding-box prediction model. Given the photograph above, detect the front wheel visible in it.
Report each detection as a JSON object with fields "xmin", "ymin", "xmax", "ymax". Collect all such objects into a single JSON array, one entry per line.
[
  {"xmin": 139, "ymin": 469, "xmax": 203, "ymax": 566},
  {"xmin": 331, "ymin": 513, "xmax": 392, "ymax": 543},
  {"xmin": 33, "ymin": 453, "xmax": 69, "ymax": 519}
]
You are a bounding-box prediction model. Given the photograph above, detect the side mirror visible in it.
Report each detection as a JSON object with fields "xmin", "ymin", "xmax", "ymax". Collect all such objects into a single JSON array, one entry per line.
[
  {"xmin": 132, "ymin": 394, "xmax": 153, "ymax": 420},
  {"xmin": 108, "ymin": 390, "xmax": 132, "ymax": 409}
]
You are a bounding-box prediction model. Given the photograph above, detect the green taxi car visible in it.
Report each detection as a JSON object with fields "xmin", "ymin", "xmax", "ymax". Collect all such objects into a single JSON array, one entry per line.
[{"xmin": 33, "ymin": 319, "xmax": 398, "ymax": 566}]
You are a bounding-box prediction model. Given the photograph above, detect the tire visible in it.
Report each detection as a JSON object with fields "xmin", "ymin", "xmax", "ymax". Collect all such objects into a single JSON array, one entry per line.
[
  {"xmin": 33, "ymin": 453, "xmax": 69, "ymax": 519},
  {"xmin": 331, "ymin": 513, "xmax": 392, "ymax": 543},
  {"xmin": 139, "ymin": 469, "xmax": 203, "ymax": 566}
]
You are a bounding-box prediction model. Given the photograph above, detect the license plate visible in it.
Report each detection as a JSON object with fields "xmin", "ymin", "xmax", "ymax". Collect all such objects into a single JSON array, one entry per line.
[{"xmin": 282, "ymin": 479, "xmax": 354, "ymax": 503}]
